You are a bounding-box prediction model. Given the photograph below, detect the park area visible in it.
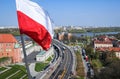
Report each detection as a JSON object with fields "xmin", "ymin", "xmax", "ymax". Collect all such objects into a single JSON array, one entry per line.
[{"xmin": 0, "ymin": 65, "xmax": 28, "ymax": 79}]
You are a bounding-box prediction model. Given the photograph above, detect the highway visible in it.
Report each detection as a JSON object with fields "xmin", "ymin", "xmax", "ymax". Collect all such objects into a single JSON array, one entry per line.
[
  {"xmin": 33, "ymin": 39, "xmax": 73, "ymax": 79},
  {"xmin": 49, "ymin": 39, "xmax": 73, "ymax": 79}
]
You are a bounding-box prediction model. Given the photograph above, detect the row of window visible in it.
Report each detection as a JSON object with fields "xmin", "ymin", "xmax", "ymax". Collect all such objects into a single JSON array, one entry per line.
[
  {"xmin": 0, "ymin": 48, "xmax": 12, "ymax": 52},
  {"xmin": 1, "ymin": 53, "xmax": 10, "ymax": 56},
  {"xmin": 0, "ymin": 43, "xmax": 12, "ymax": 47}
]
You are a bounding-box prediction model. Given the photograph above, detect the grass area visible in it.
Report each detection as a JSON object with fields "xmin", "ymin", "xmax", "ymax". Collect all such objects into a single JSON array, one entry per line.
[
  {"xmin": 0, "ymin": 65, "xmax": 27, "ymax": 79},
  {"xmin": 75, "ymin": 51, "xmax": 85, "ymax": 78},
  {"xmin": 35, "ymin": 62, "xmax": 48, "ymax": 72},
  {"xmin": 8, "ymin": 70, "xmax": 26, "ymax": 79},
  {"xmin": 10, "ymin": 65, "xmax": 27, "ymax": 72},
  {"xmin": 35, "ymin": 55, "xmax": 53, "ymax": 72},
  {"xmin": 75, "ymin": 77, "xmax": 84, "ymax": 79},
  {"xmin": 46, "ymin": 57, "xmax": 52, "ymax": 62},
  {"xmin": 0, "ymin": 67, "xmax": 18, "ymax": 79},
  {"xmin": 91, "ymin": 59, "xmax": 102, "ymax": 69},
  {"xmin": 0, "ymin": 67, "xmax": 7, "ymax": 72},
  {"xmin": 23, "ymin": 75, "xmax": 28, "ymax": 79}
]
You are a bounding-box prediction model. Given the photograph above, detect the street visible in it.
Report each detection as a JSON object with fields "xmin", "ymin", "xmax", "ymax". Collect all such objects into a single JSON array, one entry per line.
[{"xmin": 23, "ymin": 51, "xmax": 39, "ymax": 63}]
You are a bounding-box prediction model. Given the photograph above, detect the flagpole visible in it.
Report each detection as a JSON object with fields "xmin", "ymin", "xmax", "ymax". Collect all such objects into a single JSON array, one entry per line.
[{"xmin": 20, "ymin": 34, "xmax": 32, "ymax": 79}]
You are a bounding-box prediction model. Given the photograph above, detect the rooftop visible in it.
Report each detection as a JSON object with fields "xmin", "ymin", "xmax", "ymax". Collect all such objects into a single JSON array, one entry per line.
[
  {"xmin": 96, "ymin": 47, "xmax": 120, "ymax": 52},
  {"xmin": 37, "ymin": 51, "xmax": 46, "ymax": 56},
  {"xmin": 0, "ymin": 34, "xmax": 17, "ymax": 43}
]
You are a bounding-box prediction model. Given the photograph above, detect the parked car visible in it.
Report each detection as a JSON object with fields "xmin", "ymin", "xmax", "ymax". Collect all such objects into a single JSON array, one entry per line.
[
  {"xmin": 87, "ymin": 70, "xmax": 91, "ymax": 78},
  {"xmin": 83, "ymin": 55, "xmax": 86, "ymax": 60},
  {"xmin": 86, "ymin": 62, "xmax": 91, "ymax": 69},
  {"xmin": 90, "ymin": 69, "xmax": 94, "ymax": 78}
]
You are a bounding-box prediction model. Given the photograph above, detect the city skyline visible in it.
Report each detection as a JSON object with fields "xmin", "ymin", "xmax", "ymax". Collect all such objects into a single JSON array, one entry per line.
[{"xmin": 0, "ymin": 0, "xmax": 120, "ymax": 27}]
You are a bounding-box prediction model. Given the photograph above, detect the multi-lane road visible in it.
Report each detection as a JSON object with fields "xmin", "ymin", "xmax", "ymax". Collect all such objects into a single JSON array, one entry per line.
[
  {"xmin": 32, "ymin": 39, "xmax": 74, "ymax": 79},
  {"xmin": 50, "ymin": 39, "xmax": 73, "ymax": 79}
]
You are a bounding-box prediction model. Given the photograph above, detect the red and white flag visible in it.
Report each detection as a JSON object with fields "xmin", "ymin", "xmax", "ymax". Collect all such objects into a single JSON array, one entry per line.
[{"xmin": 16, "ymin": 0, "xmax": 53, "ymax": 50}]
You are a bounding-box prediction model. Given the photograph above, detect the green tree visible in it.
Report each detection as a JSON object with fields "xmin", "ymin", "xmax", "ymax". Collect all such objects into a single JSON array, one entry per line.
[{"xmin": 95, "ymin": 60, "xmax": 120, "ymax": 79}]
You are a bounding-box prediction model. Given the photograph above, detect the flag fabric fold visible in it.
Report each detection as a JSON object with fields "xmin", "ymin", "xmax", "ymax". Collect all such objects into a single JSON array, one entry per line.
[{"xmin": 16, "ymin": 0, "xmax": 53, "ymax": 50}]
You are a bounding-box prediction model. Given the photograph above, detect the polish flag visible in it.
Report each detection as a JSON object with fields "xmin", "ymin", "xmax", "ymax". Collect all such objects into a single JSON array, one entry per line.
[{"xmin": 16, "ymin": 0, "xmax": 53, "ymax": 50}]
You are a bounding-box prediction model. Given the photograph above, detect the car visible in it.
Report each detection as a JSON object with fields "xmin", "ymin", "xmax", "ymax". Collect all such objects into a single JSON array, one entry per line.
[
  {"xmin": 44, "ymin": 64, "xmax": 50, "ymax": 70},
  {"xmin": 85, "ymin": 55, "xmax": 88, "ymax": 62},
  {"xmin": 86, "ymin": 62, "xmax": 91, "ymax": 69},
  {"xmin": 82, "ymin": 51, "xmax": 85, "ymax": 56},
  {"xmin": 33, "ymin": 76, "xmax": 36, "ymax": 79},
  {"xmin": 82, "ymin": 49, "xmax": 86, "ymax": 54},
  {"xmin": 62, "ymin": 47, "xmax": 66, "ymax": 50},
  {"xmin": 90, "ymin": 69, "xmax": 94, "ymax": 77},
  {"xmin": 83, "ymin": 55, "xmax": 86, "ymax": 60},
  {"xmin": 87, "ymin": 70, "xmax": 91, "ymax": 78}
]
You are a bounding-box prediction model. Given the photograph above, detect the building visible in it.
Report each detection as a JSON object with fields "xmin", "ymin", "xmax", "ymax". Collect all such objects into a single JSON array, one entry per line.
[
  {"xmin": 96, "ymin": 47, "xmax": 120, "ymax": 59},
  {"xmin": 59, "ymin": 32, "xmax": 64, "ymax": 41},
  {"xmin": 58, "ymin": 32, "xmax": 72, "ymax": 41},
  {"xmin": 94, "ymin": 41, "xmax": 113, "ymax": 48},
  {"xmin": 36, "ymin": 47, "xmax": 54, "ymax": 62},
  {"xmin": 94, "ymin": 35, "xmax": 113, "ymax": 48},
  {"xmin": 94, "ymin": 35, "xmax": 120, "ymax": 59},
  {"xmin": 117, "ymin": 41, "xmax": 120, "ymax": 47},
  {"xmin": 0, "ymin": 34, "xmax": 22, "ymax": 63},
  {"xmin": 109, "ymin": 47, "xmax": 120, "ymax": 59}
]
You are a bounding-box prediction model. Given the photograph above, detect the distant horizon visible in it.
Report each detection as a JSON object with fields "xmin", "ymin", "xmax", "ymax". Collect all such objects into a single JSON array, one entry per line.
[
  {"xmin": 0, "ymin": 0, "xmax": 120, "ymax": 27},
  {"xmin": 0, "ymin": 25, "xmax": 120, "ymax": 29}
]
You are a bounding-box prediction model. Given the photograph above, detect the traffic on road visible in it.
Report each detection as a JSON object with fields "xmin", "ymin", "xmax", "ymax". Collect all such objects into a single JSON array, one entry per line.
[{"xmin": 81, "ymin": 48, "xmax": 94, "ymax": 79}]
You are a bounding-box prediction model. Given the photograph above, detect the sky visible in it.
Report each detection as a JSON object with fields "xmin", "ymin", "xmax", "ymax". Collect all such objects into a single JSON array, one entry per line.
[{"xmin": 0, "ymin": 0, "xmax": 120, "ymax": 27}]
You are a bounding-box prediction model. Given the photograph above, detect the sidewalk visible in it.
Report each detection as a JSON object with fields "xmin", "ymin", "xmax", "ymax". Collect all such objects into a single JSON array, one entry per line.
[
  {"xmin": 29, "ymin": 63, "xmax": 39, "ymax": 77},
  {"xmin": 80, "ymin": 49, "xmax": 88, "ymax": 79},
  {"xmin": 80, "ymin": 48, "xmax": 94, "ymax": 79}
]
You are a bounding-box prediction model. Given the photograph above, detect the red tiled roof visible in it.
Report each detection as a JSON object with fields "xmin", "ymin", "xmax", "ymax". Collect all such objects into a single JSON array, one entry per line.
[
  {"xmin": 0, "ymin": 34, "xmax": 17, "ymax": 43},
  {"xmin": 108, "ymin": 47, "xmax": 120, "ymax": 52},
  {"xmin": 96, "ymin": 47, "xmax": 120, "ymax": 52},
  {"xmin": 94, "ymin": 41, "xmax": 112, "ymax": 44},
  {"xmin": 94, "ymin": 35, "xmax": 113, "ymax": 44},
  {"xmin": 99, "ymin": 35, "xmax": 107, "ymax": 39}
]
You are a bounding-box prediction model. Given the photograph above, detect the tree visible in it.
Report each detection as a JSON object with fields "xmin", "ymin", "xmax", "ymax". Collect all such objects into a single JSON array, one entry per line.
[{"xmin": 95, "ymin": 60, "xmax": 120, "ymax": 79}]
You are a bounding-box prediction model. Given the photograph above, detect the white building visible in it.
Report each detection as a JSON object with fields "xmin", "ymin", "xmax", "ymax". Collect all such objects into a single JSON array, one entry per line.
[
  {"xmin": 36, "ymin": 47, "xmax": 54, "ymax": 62},
  {"xmin": 94, "ymin": 42, "xmax": 113, "ymax": 48}
]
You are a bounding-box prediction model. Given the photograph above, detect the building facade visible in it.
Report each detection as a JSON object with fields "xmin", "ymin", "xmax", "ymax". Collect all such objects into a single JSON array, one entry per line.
[
  {"xmin": 96, "ymin": 47, "xmax": 120, "ymax": 59},
  {"xmin": 0, "ymin": 34, "xmax": 22, "ymax": 63},
  {"xmin": 36, "ymin": 47, "xmax": 54, "ymax": 62},
  {"xmin": 94, "ymin": 35, "xmax": 113, "ymax": 48},
  {"xmin": 94, "ymin": 41, "xmax": 113, "ymax": 48}
]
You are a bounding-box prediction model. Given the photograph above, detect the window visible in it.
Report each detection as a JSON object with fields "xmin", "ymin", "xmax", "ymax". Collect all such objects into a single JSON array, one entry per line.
[
  {"xmin": 117, "ymin": 53, "xmax": 119, "ymax": 56},
  {"xmin": 0, "ymin": 48, "xmax": 3, "ymax": 52},
  {"xmin": 7, "ymin": 53, "xmax": 9, "ymax": 56},
  {"xmin": 9, "ymin": 49, "xmax": 12, "ymax": 52},
  {"xmin": 6, "ymin": 48, "xmax": 11, "ymax": 52},
  {"xmin": 6, "ymin": 49, "xmax": 9, "ymax": 52},
  {"xmin": 0, "ymin": 44, "xmax": 2, "ymax": 47},
  {"xmin": 6, "ymin": 43, "xmax": 11, "ymax": 46}
]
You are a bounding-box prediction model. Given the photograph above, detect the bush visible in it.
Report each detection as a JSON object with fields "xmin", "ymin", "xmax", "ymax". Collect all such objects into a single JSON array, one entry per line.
[
  {"xmin": 0, "ymin": 57, "xmax": 12, "ymax": 66},
  {"xmin": 0, "ymin": 57, "xmax": 10, "ymax": 63}
]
